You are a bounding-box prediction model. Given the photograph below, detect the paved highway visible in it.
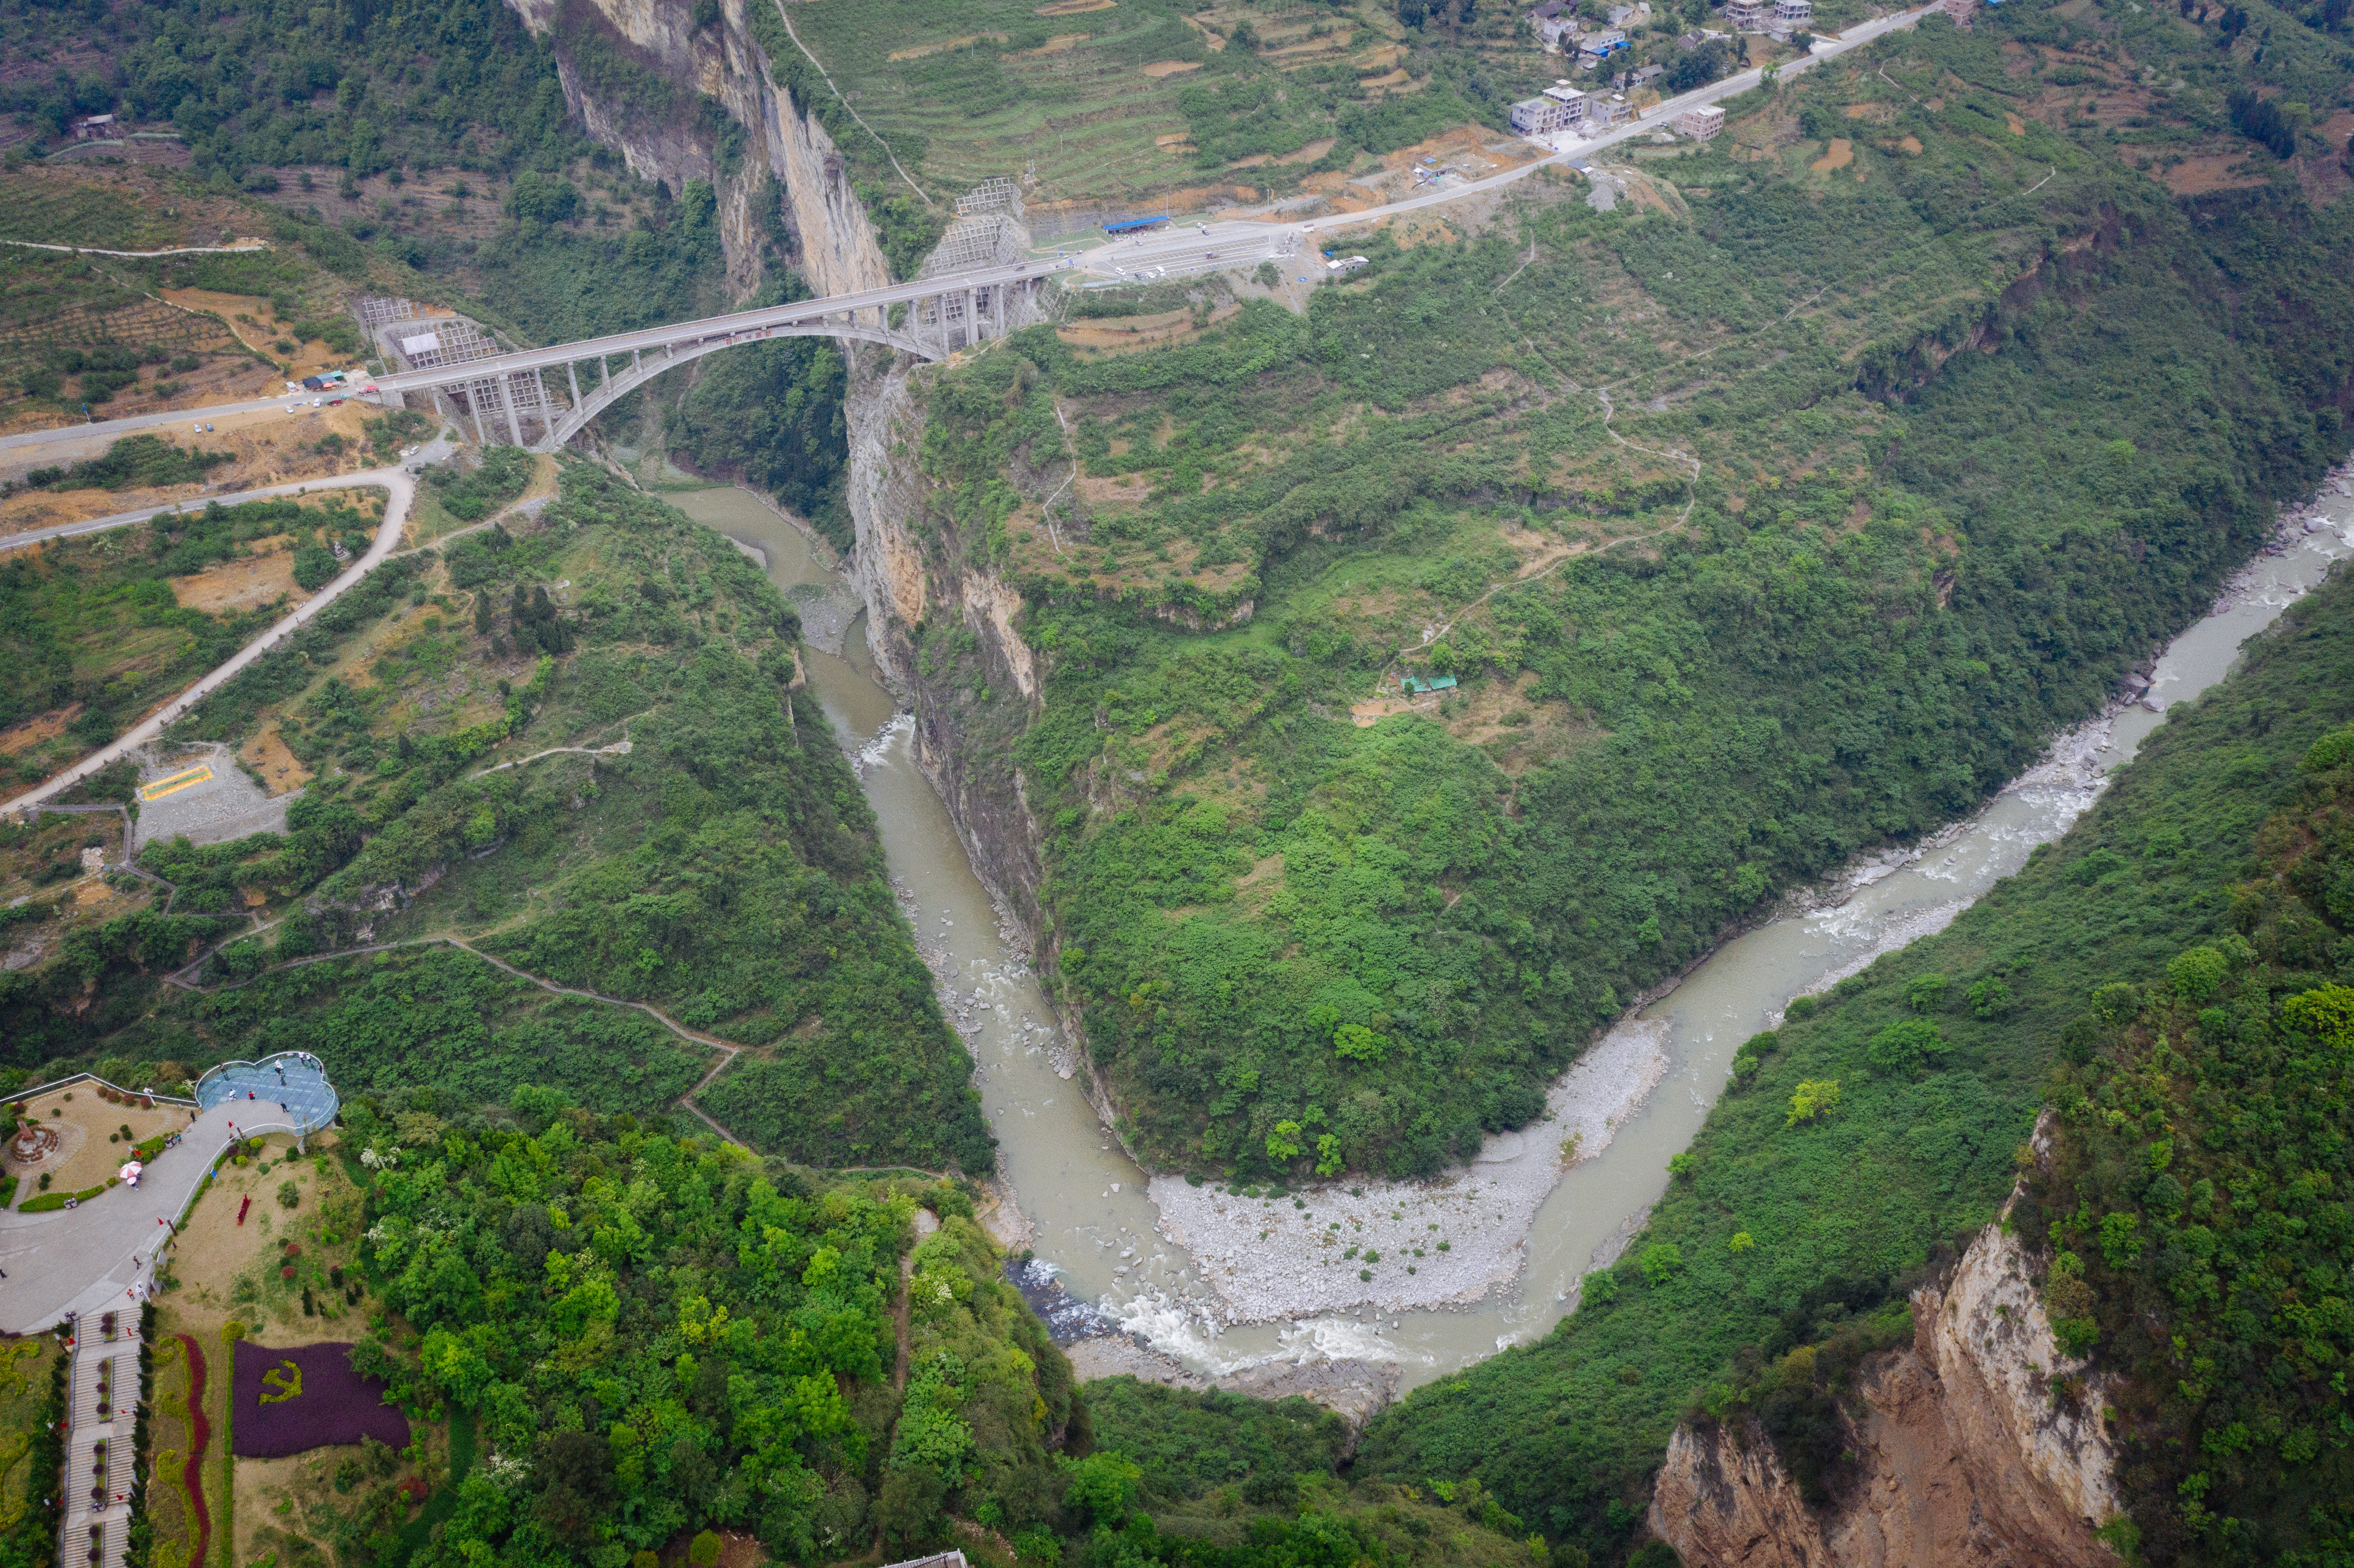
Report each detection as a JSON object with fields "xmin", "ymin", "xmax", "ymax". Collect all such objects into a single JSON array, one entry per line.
[
  {"xmin": 3, "ymin": 6, "xmax": 1937, "ymax": 459},
  {"xmin": 0, "ymin": 395, "xmax": 293, "ymax": 454},
  {"xmin": 1090, "ymin": 3, "xmax": 1937, "ymax": 279}
]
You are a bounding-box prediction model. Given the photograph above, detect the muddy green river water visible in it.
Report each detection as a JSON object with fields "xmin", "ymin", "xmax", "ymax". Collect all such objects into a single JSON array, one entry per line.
[{"xmin": 674, "ymin": 478, "xmax": 2354, "ymax": 1390}]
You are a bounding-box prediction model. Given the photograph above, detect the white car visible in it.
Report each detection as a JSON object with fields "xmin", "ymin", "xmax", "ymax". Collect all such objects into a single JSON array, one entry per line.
[{"xmin": 310, "ymin": 398, "xmax": 322, "ymax": 407}]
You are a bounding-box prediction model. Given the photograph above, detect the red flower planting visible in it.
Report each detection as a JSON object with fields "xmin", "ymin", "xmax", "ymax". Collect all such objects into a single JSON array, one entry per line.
[
  {"xmin": 178, "ymin": 1335, "xmax": 212, "ymax": 1568},
  {"xmin": 230, "ymin": 1341, "xmax": 411, "ymax": 1458}
]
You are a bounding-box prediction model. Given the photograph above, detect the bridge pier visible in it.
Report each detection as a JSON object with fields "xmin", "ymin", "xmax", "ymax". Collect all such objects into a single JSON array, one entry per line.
[{"xmin": 567, "ymin": 362, "xmax": 581, "ymax": 408}]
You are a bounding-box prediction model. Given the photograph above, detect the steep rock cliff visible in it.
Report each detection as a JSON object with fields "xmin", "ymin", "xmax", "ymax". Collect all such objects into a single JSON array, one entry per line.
[
  {"xmin": 1651, "ymin": 1190, "xmax": 2122, "ymax": 1568},
  {"xmin": 501, "ymin": 0, "xmax": 890, "ymax": 301},
  {"xmin": 842, "ymin": 359, "xmax": 1054, "ymax": 943}
]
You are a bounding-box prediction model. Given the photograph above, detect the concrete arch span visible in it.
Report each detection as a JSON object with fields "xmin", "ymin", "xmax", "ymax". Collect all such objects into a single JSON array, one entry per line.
[{"xmin": 533, "ymin": 320, "xmax": 934, "ymax": 453}]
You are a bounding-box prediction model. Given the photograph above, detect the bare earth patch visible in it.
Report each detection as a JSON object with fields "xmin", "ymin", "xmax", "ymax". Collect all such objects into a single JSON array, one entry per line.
[
  {"xmin": 1035, "ymin": 0, "xmax": 1115, "ymax": 12},
  {"xmin": 887, "ymin": 32, "xmax": 1006, "ymax": 60},
  {"xmin": 0, "ymin": 703, "xmax": 80, "ymax": 756},
  {"xmin": 1811, "ymin": 137, "xmax": 1854, "ymax": 172},
  {"xmin": 0, "ymin": 483, "xmax": 206, "ymax": 539},
  {"xmin": 157, "ymin": 289, "xmax": 355, "ymax": 382},
  {"xmin": 1350, "ymin": 693, "xmax": 1439, "ymax": 727},
  {"xmin": 238, "ymin": 728, "xmax": 311, "ymax": 795},
  {"xmin": 169, "ymin": 540, "xmax": 307, "ymax": 616},
  {"xmin": 2153, "ymin": 152, "xmax": 2273, "ymax": 196},
  {"xmin": 1141, "ymin": 59, "xmax": 1203, "ymax": 78},
  {"xmin": 1059, "ymin": 302, "xmax": 1239, "ymax": 354}
]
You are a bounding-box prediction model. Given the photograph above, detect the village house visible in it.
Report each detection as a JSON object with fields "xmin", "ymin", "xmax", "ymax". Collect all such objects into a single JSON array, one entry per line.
[
  {"xmin": 1579, "ymin": 28, "xmax": 1630, "ymax": 67},
  {"xmin": 1676, "ymin": 103, "xmax": 1726, "ymax": 139},
  {"xmin": 1510, "ymin": 81, "xmax": 1591, "ymax": 134}
]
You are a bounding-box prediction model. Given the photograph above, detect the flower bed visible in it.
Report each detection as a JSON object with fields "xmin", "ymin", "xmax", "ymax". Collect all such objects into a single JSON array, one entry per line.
[
  {"xmin": 176, "ymin": 1335, "xmax": 212, "ymax": 1568},
  {"xmin": 228, "ymin": 1342, "xmax": 408, "ymax": 1459}
]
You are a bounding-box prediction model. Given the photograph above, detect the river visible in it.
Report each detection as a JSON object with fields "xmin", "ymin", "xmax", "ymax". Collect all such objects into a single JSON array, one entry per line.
[{"xmin": 675, "ymin": 473, "xmax": 2354, "ymax": 1393}]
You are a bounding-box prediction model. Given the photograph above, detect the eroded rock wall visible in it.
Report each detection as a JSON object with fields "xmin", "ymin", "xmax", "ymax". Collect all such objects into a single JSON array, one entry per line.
[
  {"xmin": 1650, "ymin": 1197, "xmax": 2122, "ymax": 1568},
  {"xmin": 843, "ymin": 361, "xmax": 1054, "ymax": 943},
  {"xmin": 502, "ymin": 0, "xmax": 890, "ymax": 303}
]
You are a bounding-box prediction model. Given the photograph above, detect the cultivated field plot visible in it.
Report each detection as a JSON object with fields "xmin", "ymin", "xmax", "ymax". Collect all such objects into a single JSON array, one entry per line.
[
  {"xmin": 787, "ymin": 0, "xmax": 1506, "ymax": 226},
  {"xmin": 0, "ymin": 165, "xmax": 222, "ymax": 251},
  {"xmin": 0, "ymin": 167, "xmax": 361, "ymax": 434},
  {"xmin": 790, "ymin": 0, "xmax": 1208, "ymax": 215}
]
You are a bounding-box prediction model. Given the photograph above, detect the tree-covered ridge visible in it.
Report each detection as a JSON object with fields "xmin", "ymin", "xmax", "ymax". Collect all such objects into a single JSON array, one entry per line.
[
  {"xmin": 4, "ymin": 464, "xmax": 989, "ymax": 1174},
  {"xmin": 899, "ymin": 3, "xmax": 2354, "ymax": 1183},
  {"xmin": 2025, "ymin": 716, "xmax": 2354, "ymax": 1562},
  {"xmin": 1354, "ymin": 563, "xmax": 2354, "ymax": 1564},
  {"xmin": 335, "ymin": 1086, "xmax": 1548, "ymax": 1568},
  {"xmin": 344, "ymin": 1087, "xmax": 1065, "ymax": 1565}
]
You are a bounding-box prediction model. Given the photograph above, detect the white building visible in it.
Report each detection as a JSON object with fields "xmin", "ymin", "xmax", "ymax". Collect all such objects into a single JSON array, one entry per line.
[
  {"xmin": 1510, "ymin": 82, "xmax": 1591, "ymax": 135},
  {"xmin": 1676, "ymin": 104, "xmax": 1725, "ymax": 140},
  {"xmin": 1771, "ymin": 0, "xmax": 1813, "ymax": 31},
  {"xmin": 1725, "ymin": 0, "xmax": 1772, "ymax": 30}
]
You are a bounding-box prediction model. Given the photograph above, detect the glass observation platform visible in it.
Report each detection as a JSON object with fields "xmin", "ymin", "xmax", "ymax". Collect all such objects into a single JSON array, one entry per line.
[{"xmin": 193, "ymin": 1052, "xmax": 339, "ymax": 1137}]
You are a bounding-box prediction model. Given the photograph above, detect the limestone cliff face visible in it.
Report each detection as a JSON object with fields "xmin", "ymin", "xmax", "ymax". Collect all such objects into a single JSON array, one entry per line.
[
  {"xmin": 1650, "ymin": 1188, "xmax": 2122, "ymax": 1568},
  {"xmin": 501, "ymin": 0, "xmax": 890, "ymax": 302},
  {"xmin": 518, "ymin": 0, "xmax": 1077, "ymax": 1122},
  {"xmin": 843, "ymin": 359, "xmax": 1054, "ymax": 943}
]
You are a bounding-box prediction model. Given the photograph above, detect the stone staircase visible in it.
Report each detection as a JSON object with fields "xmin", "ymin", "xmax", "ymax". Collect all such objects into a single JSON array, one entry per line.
[{"xmin": 60, "ymin": 1308, "xmax": 140, "ymax": 1568}]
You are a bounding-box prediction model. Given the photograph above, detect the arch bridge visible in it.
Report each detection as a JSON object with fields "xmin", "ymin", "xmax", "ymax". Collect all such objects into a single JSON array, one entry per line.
[{"xmin": 363, "ymin": 260, "xmax": 1070, "ymax": 454}]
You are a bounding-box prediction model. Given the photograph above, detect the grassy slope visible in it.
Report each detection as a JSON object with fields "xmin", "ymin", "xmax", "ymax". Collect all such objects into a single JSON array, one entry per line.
[
  {"xmin": 900, "ymin": 1, "xmax": 2354, "ymax": 1187},
  {"xmin": 1356, "ymin": 565, "xmax": 2354, "ymax": 1559}
]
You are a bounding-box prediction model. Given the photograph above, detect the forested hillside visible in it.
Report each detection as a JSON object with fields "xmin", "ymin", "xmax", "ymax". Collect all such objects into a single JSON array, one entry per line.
[
  {"xmin": 901, "ymin": 6, "xmax": 2354, "ymax": 1184},
  {"xmin": 2026, "ymin": 656, "xmax": 2354, "ymax": 1561},
  {"xmin": 1356, "ymin": 560, "xmax": 2354, "ymax": 1562},
  {"xmin": 0, "ymin": 460, "xmax": 991, "ymax": 1174},
  {"xmin": 284, "ymin": 1086, "xmax": 1547, "ymax": 1568},
  {"xmin": 339, "ymin": 1089, "xmax": 1062, "ymax": 1562}
]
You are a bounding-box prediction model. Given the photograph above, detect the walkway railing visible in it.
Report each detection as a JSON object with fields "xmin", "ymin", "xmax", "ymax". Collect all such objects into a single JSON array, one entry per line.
[{"xmin": 6, "ymin": 1072, "xmax": 197, "ymax": 1111}]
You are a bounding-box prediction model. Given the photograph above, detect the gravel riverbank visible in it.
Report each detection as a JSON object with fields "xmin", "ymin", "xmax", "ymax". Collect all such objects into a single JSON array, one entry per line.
[{"xmin": 1146, "ymin": 1021, "xmax": 1670, "ymax": 1322}]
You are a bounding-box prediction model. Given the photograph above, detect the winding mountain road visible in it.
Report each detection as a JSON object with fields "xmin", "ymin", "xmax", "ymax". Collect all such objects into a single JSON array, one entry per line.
[{"xmin": 0, "ymin": 432, "xmax": 453, "ymax": 817}]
